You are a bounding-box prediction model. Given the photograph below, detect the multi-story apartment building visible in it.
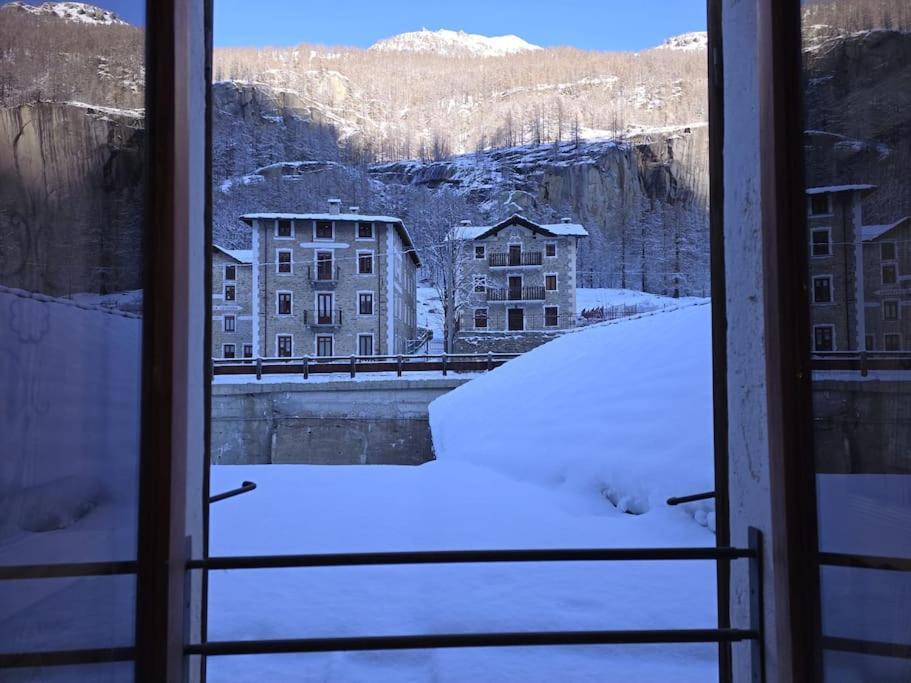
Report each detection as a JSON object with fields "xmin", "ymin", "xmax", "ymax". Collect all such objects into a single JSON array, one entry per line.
[
  {"xmin": 451, "ymin": 214, "xmax": 587, "ymax": 348},
  {"xmin": 236, "ymin": 200, "xmax": 420, "ymax": 358},
  {"xmin": 807, "ymin": 185, "xmax": 911, "ymax": 352},
  {"xmin": 212, "ymin": 245, "xmax": 253, "ymax": 359}
]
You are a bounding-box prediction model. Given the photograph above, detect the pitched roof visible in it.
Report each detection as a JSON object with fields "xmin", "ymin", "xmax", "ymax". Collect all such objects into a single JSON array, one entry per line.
[
  {"xmin": 448, "ymin": 214, "xmax": 589, "ymax": 240},
  {"xmin": 239, "ymin": 212, "xmax": 421, "ymax": 266},
  {"xmin": 213, "ymin": 245, "xmax": 253, "ymax": 263},
  {"xmin": 861, "ymin": 216, "xmax": 911, "ymax": 242}
]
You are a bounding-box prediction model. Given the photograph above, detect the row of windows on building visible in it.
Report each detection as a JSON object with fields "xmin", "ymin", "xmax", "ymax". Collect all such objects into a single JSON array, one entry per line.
[
  {"xmin": 471, "ymin": 241, "xmax": 560, "ymax": 260},
  {"xmin": 472, "ymin": 306, "xmax": 562, "ymax": 329},
  {"xmin": 472, "ymin": 273, "xmax": 560, "ymax": 292},
  {"xmin": 222, "ymin": 333, "xmax": 376, "ymax": 359},
  {"xmin": 274, "ymin": 218, "xmax": 379, "ymax": 241},
  {"xmin": 813, "ymin": 326, "xmax": 905, "ymax": 353},
  {"xmin": 811, "ymin": 229, "xmax": 898, "ymax": 262}
]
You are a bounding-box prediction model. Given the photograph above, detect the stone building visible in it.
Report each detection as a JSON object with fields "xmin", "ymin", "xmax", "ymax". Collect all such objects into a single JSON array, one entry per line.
[
  {"xmin": 807, "ymin": 185, "xmax": 911, "ymax": 352},
  {"xmin": 236, "ymin": 200, "xmax": 419, "ymax": 358},
  {"xmin": 449, "ymin": 214, "xmax": 588, "ymax": 353},
  {"xmin": 212, "ymin": 245, "xmax": 253, "ymax": 359}
]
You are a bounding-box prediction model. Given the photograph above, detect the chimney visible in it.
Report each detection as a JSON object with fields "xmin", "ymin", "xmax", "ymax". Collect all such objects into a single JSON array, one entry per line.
[
  {"xmin": 460, "ymin": 219, "xmax": 472, "ymax": 226},
  {"xmin": 561, "ymin": 217, "xmax": 572, "ymax": 224},
  {"xmin": 328, "ymin": 198, "xmax": 341, "ymax": 215},
  {"xmin": 349, "ymin": 206, "xmax": 360, "ymax": 214}
]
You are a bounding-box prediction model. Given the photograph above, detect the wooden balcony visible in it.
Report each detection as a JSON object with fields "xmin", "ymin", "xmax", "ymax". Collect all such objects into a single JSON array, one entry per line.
[
  {"xmin": 486, "ymin": 286, "xmax": 546, "ymax": 302},
  {"xmin": 488, "ymin": 251, "xmax": 543, "ymax": 267}
]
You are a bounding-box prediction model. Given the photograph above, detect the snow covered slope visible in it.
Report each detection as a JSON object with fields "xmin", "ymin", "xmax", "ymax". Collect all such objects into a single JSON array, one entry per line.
[
  {"xmin": 370, "ymin": 28, "xmax": 542, "ymax": 57},
  {"xmin": 3, "ymin": 1, "xmax": 127, "ymax": 25},
  {"xmin": 430, "ymin": 302, "xmax": 715, "ymax": 524},
  {"xmin": 654, "ymin": 31, "xmax": 708, "ymax": 52}
]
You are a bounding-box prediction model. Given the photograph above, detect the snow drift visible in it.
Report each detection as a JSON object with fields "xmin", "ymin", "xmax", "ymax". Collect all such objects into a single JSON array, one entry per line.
[{"xmin": 430, "ymin": 302, "xmax": 715, "ymax": 527}]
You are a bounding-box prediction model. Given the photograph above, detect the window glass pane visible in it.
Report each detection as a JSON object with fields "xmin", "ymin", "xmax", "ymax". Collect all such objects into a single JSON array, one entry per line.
[
  {"xmin": 802, "ymin": 0, "xmax": 911, "ymax": 671},
  {"xmin": 2, "ymin": 663, "xmax": 134, "ymax": 683}
]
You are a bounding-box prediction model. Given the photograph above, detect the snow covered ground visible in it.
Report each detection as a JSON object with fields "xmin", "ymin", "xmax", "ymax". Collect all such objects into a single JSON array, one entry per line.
[
  {"xmin": 207, "ymin": 303, "xmax": 717, "ymax": 681},
  {"xmin": 576, "ymin": 287, "xmax": 706, "ymax": 316},
  {"xmin": 417, "ymin": 286, "xmax": 445, "ymax": 354}
]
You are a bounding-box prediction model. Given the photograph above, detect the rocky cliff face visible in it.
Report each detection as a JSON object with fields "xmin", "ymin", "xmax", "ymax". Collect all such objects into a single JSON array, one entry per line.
[{"xmin": 0, "ymin": 102, "xmax": 145, "ymax": 295}]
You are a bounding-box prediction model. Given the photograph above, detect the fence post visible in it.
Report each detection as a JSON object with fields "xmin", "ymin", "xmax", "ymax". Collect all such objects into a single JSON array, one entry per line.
[
  {"xmin": 255, "ymin": 357, "xmax": 262, "ymax": 381},
  {"xmin": 397, "ymin": 354, "xmax": 403, "ymax": 377},
  {"xmin": 441, "ymin": 353, "xmax": 448, "ymax": 376},
  {"xmin": 487, "ymin": 351, "xmax": 493, "ymax": 372},
  {"xmin": 302, "ymin": 355, "xmax": 309, "ymax": 380},
  {"xmin": 350, "ymin": 355, "xmax": 356, "ymax": 379}
]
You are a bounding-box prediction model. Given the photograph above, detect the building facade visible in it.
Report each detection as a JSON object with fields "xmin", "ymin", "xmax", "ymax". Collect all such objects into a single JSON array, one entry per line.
[
  {"xmin": 807, "ymin": 185, "xmax": 911, "ymax": 352},
  {"xmin": 453, "ymin": 214, "xmax": 586, "ymax": 336},
  {"xmin": 212, "ymin": 245, "xmax": 254, "ymax": 359},
  {"xmin": 231, "ymin": 200, "xmax": 419, "ymax": 359}
]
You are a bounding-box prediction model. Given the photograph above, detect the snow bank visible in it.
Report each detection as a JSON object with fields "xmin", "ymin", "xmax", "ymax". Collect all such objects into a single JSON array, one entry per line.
[
  {"xmin": 430, "ymin": 303, "xmax": 715, "ymax": 526},
  {"xmin": 575, "ymin": 287, "xmax": 704, "ymax": 315}
]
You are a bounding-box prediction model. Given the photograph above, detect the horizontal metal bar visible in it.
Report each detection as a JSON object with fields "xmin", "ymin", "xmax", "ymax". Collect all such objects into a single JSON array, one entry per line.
[
  {"xmin": 819, "ymin": 552, "xmax": 911, "ymax": 572},
  {"xmin": 823, "ymin": 636, "xmax": 911, "ymax": 660},
  {"xmin": 210, "ymin": 480, "xmax": 257, "ymax": 504},
  {"xmin": 0, "ymin": 646, "xmax": 135, "ymax": 669},
  {"xmin": 667, "ymin": 491, "xmax": 716, "ymax": 506},
  {"xmin": 190, "ymin": 546, "xmax": 755, "ymax": 571},
  {"xmin": 187, "ymin": 628, "xmax": 760, "ymax": 657},
  {"xmin": 0, "ymin": 560, "xmax": 138, "ymax": 581}
]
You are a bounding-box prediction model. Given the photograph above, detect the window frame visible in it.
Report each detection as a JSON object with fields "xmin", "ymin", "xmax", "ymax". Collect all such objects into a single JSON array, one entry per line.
[
  {"xmin": 276, "ymin": 248, "xmax": 293, "ymax": 275},
  {"xmin": 223, "ymin": 314, "xmax": 236, "ymax": 333},
  {"xmin": 811, "ymin": 274, "xmax": 832, "ymax": 304},
  {"xmin": 884, "ymin": 333, "xmax": 902, "ymax": 352},
  {"xmin": 314, "ymin": 219, "xmax": 335, "ymax": 241},
  {"xmin": 880, "ymin": 241, "xmax": 897, "ymax": 262},
  {"xmin": 545, "ymin": 273, "xmax": 558, "ymax": 292},
  {"xmin": 808, "ymin": 193, "xmax": 831, "ymax": 216},
  {"xmin": 222, "ymin": 343, "xmax": 236, "ymax": 359},
  {"xmin": 809, "ymin": 227, "xmax": 831, "ymax": 258},
  {"xmin": 276, "ymin": 290, "xmax": 293, "ymax": 316},
  {"xmin": 315, "ymin": 334, "xmax": 334, "ymax": 357},
  {"xmin": 242, "ymin": 343, "xmax": 253, "ymax": 359},
  {"xmin": 474, "ymin": 307, "xmax": 488, "ymax": 329},
  {"xmin": 882, "ymin": 299, "xmax": 900, "ymax": 321},
  {"xmin": 356, "ymin": 221, "xmax": 375, "ymax": 241},
  {"xmin": 812, "ymin": 324, "xmax": 835, "ymax": 353},
  {"xmin": 357, "ymin": 290, "xmax": 375, "ymax": 316},
  {"xmin": 473, "ymin": 274, "xmax": 487, "ymax": 293},
  {"xmin": 474, "ymin": 244, "xmax": 486, "ymax": 260},
  {"xmin": 276, "ymin": 334, "xmax": 294, "ymax": 358},
  {"xmin": 357, "ymin": 333, "xmax": 375, "ymax": 357},
  {"xmin": 544, "ymin": 241, "xmax": 557, "ymax": 258},
  {"xmin": 544, "ymin": 305, "xmax": 559, "ymax": 327},
  {"xmin": 357, "ymin": 250, "xmax": 375, "ymax": 276},
  {"xmin": 224, "ymin": 264, "xmax": 236, "ymax": 281},
  {"xmin": 275, "ymin": 218, "xmax": 295, "ymax": 239},
  {"xmin": 223, "ymin": 284, "xmax": 236, "ymax": 302}
]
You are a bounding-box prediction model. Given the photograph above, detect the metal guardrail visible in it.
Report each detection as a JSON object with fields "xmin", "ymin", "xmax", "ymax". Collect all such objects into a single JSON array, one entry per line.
[
  {"xmin": 487, "ymin": 286, "xmax": 547, "ymax": 301},
  {"xmin": 811, "ymin": 351, "xmax": 911, "ymax": 375},
  {"xmin": 213, "ymin": 352, "xmax": 520, "ymax": 379}
]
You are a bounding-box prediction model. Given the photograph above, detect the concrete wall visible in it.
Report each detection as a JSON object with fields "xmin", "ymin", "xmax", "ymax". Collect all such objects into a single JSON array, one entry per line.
[
  {"xmin": 211, "ymin": 378, "xmax": 469, "ymax": 465},
  {"xmin": 452, "ymin": 330, "xmax": 566, "ymax": 354}
]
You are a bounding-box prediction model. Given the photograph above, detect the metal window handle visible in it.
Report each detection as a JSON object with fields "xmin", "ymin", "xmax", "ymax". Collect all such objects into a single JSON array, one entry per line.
[{"xmin": 209, "ymin": 481, "xmax": 257, "ymax": 504}]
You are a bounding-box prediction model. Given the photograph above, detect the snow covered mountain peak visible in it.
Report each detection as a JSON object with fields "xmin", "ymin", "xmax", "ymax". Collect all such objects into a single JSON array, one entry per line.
[
  {"xmin": 369, "ymin": 28, "xmax": 542, "ymax": 58},
  {"xmin": 654, "ymin": 31, "xmax": 708, "ymax": 52},
  {"xmin": 3, "ymin": 1, "xmax": 127, "ymax": 25}
]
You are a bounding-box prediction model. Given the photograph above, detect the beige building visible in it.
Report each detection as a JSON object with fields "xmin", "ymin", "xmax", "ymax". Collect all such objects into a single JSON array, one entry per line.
[
  {"xmin": 453, "ymin": 214, "xmax": 587, "ymax": 336},
  {"xmin": 212, "ymin": 245, "xmax": 254, "ymax": 359},
  {"xmin": 234, "ymin": 200, "xmax": 420, "ymax": 359},
  {"xmin": 807, "ymin": 185, "xmax": 911, "ymax": 352}
]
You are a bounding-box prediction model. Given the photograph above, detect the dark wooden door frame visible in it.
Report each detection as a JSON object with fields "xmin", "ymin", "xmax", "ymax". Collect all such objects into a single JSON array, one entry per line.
[{"xmin": 756, "ymin": 0, "xmax": 823, "ymax": 679}]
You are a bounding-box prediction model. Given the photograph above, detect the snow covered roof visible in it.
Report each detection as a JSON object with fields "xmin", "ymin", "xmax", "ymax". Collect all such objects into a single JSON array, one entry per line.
[
  {"xmin": 448, "ymin": 214, "xmax": 589, "ymax": 240},
  {"xmin": 240, "ymin": 213, "xmax": 420, "ymax": 266},
  {"xmin": 861, "ymin": 217, "xmax": 911, "ymax": 242},
  {"xmin": 806, "ymin": 184, "xmax": 878, "ymax": 195},
  {"xmin": 213, "ymin": 245, "xmax": 253, "ymax": 263}
]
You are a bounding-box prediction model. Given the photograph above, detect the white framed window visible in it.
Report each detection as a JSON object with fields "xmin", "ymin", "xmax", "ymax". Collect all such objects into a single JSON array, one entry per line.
[
  {"xmin": 884, "ymin": 333, "xmax": 902, "ymax": 352},
  {"xmin": 276, "ymin": 249, "xmax": 293, "ymax": 274},
  {"xmin": 222, "ymin": 343, "xmax": 236, "ymax": 359},
  {"xmin": 883, "ymin": 299, "xmax": 900, "ymax": 321},
  {"xmin": 881, "ymin": 241, "xmax": 897, "ymax": 262},
  {"xmin": 223, "ymin": 284, "xmax": 236, "ymax": 302},
  {"xmin": 223, "ymin": 315, "xmax": 236, "ymax": 333},
  {"xmin": 882, "ymin": 263, "xmax": 898, "ymax": 286},
  {"xmin": 275, "ymin": 219, "xmax": 294, "ymax": 239},
  {"xmin": 276, "ymin": 334, "xmax": 293, "ymax": 357},
  {"xmin": 474, "ymin": 244, "xmax": 486, "ymax": 260},
  {"xmin": 473, "ymin": 274, "xmax": 487, "ymax": 293},
  {"xmin": 357, "ymin": 221, "xmax": 375, "ymax": 240},
  {"xmin": 474, "ymin": 307, "xmax": 488, "ymax": 329},
  {"xmin": 813, "ymin": 324, "xmax": 835, "ymax": 352},
  {"xmin": 357, "ymin": 291, "xmax": 375, "ymax": 316},
  {"xmin": 810, "ymin": 228, "xmax": 831, "ymax": 257},
  {"xmin": 357, "ymin": 333, "xmax": 375, "ymax": 357},
  {"xmin": 809, "ymin": 193, "xmax": 831, "ymax": 216},
  {"xmin": 314, "ymin": 220, "xmax": 334, "ymax": 241},
  {"xmin": 544, "ymin": 305, "xmax": 559, "ymax": 327},
  {"xmin": 224, "ymin": 264, "xmax": 236, "ymax": 281},
  {"xmin": 811, "ymin": 275, "xmax": 832, "ymax": 304},
  {"xmin": 545, "ymin": 241, "xmax": 557, "ymax": 258},
  {"xmin": 242, "ymin": 344, "xmax": 253, "ymax": 358},
  {"xmin": 357, "ymin": 250, "xmax": 374, "ymax": 275},
  {"xmin": 315, "ymin": 334, "xmax": 334, "ymax": 357},
  {"xmin": 276, "ymin": 290, "xmax": 293, "ymax": 316},
  {"xmin": 545, "ymin": 273, "xmax": 558, "ymax": 291}
]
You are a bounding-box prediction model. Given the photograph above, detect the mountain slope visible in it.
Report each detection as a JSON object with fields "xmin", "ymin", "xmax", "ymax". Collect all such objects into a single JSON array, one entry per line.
[
  {"xmin": 2, "ymin": 1, "xmax": 126, "ymax": 25},
  {"xmin": 369, "ymin": 28, "xmax": 542, "ymax": 57}
]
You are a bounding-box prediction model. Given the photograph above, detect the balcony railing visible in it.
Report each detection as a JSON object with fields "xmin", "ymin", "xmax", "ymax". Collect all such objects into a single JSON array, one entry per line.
[
  {"xmin": 308, "ymin": 264, "xmax": 340, "ymax": 287},
  {"xmin": 303, "ymin": 309, "xmax": 343, "ymax": 327},
  {"xmin": 489, "ymin": 251, "xmax": 543, "ymax": 267},
  {"xmin": 486, "ymin": 286, "xmax": 546, "ymax": 302}
]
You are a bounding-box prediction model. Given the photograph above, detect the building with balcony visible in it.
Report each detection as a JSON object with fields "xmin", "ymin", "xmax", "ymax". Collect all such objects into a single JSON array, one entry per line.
[
  {"xmin": 237, "ymin": 200, "xmax": 420, "ymax": 358},
  {"xmin": 807, "ymin": 185, "xmax": 911, "ymax": 353},
  {"xmin": 449, "ymin": 214, "xmax": 588, "ymax": 352}
]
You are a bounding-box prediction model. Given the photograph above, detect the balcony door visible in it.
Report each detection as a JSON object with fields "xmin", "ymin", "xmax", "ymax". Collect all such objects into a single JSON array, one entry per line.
[
  {"xmin": 317, "ymin": 293, "xmax": 333, "ymax": 324},
  {"xmin": 508, "ymin": 244, "xmax": 521, "ymax": 266}
]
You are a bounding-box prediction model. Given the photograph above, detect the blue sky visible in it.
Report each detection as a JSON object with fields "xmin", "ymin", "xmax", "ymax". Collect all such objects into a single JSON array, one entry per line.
[{"xmin": 213, "ymin": 0, "xmax": 706, "ymax": 52}]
